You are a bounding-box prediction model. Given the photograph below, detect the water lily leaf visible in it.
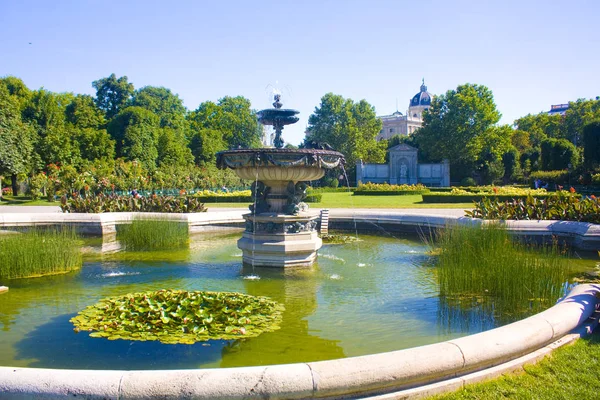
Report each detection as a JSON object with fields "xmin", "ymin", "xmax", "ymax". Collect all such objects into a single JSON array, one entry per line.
[{"xmin": 70, "ymin": 290, "xmax": 284, "ymax": 345}]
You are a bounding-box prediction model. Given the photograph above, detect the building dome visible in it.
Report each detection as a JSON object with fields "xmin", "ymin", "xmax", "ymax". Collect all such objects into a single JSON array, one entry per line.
[{"xmin": 410, "ymin": 79, "xmax": 431, "ymax": 107}]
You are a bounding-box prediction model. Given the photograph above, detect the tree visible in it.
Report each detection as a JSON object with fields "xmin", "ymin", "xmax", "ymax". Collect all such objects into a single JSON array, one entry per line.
[
  {"xmin": 23, "ymin": 89, "xmax": 80, "ymax": 169},
  {"xmin": 130, "ymin": 86, "xmax": 187, "ymax": 130},
  {"xmin": 187, "ymin": 96, "xmax": 261, "ymax": 162},
  {"xmin": 107, "ymin": 107, "xmax": 160, "ymax": 169},
  {"xmin": 188, "ymin": 127, "xmax": 227, "ymax": 165},
  {"xmin": 65, "ymin": 94, "xmax": 115, "ymax": 161},
  {"xmin": 414, "ymin": 83, "xmax": 502, "ymax": 166},
  {"xmin": 540, "ymin": 138, "xmax": 579, "ymax": 171},
  {"xmin": 92, "ymin": 74, "xmax": 134, "ymax": 120},
  {"xmin": 0, "ymin": 84, "xmax": 34, "ymax": 196},
  {"xmin": 582, "ymin": 120, "xmax": 600, "ymax": 170},
  {"xmin": 563, "ymin": 98, "xmax": 600, "ymax": 146},
  {"xmin": 304, "ymin": 93, "xmax": 385, "ymax": 170},
  {"xmin": 514, "ymin": 113, "xmax": 564, "ymax": 142},
  {"xmin": 157, "ymin": 128, "xmax": 193, "ymax": 167}
]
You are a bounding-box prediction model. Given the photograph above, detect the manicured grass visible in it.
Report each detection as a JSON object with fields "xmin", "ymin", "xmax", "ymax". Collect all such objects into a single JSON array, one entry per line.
[
  {"xmin": 0, "ymin": 195, "xmax": 60, "ymax": 206},
  {"xmin": 431, "ymin": 331, "xmax": 600, "ymax": 399},
  {"xmin": 205, "ymin": 192, "xmax": 473, "ymax": 209},
  {"xmin": 0, "ymin": 228, "xmax": 82, "ymax": 279},
  {"xmin": 117, "ymin": 215, "xmax": 189, "ymax": 251}
]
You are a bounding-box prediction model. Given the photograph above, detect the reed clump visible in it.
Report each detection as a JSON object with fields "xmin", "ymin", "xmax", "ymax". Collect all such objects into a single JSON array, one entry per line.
[
  {"xmin": 0, "ymin": 228, "xmax": 82, "ymax": 280},
  {"xmin": 434, "ymin": 223, "xmax": 571, "ymax": 320},
  {"xmin": 117, "ymin": 215, "xmax": 189, "ymax": 251}
]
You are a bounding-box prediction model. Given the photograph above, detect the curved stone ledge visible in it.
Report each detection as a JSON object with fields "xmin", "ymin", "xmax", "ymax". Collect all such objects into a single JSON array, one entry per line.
[{"xmin": 0, "ymin": 284, "xmax": 597, "ymax": 399}]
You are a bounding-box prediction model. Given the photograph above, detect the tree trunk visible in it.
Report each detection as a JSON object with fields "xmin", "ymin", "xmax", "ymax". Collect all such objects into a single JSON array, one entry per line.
[
  {"xmin": 11, "ymin": 174, "xmax": 19, "ymax": 196},
  {"xmin": 0, "ymin": 175, "xmax": 3, "ymax": 201}
]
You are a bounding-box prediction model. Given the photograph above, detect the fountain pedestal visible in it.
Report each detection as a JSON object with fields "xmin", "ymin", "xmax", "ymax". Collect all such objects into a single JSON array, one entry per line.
[
  {"xmin": 239, "ymin": 213, "xmax": 322, "ymax": 268},
  {"xmin": 217, "ymin": 148, "xmax": 344, "ymax": 268},
  {"xmin": 216, "ymin": 93, "xmax": 344, "ymax": 268}
]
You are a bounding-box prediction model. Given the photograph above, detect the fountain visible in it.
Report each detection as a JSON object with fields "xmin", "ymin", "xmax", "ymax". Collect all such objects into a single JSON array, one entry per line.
[{"xmin": 216, "ymin": 94, "xmax": 345, "ymax": 267}]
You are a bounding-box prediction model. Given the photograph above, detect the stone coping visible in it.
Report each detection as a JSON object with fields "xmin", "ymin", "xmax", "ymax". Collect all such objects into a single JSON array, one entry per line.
[
  {"xmin": 1, "ymin": 209, "xmax": 599, "ymax": 398},
  {"xmin": 1, "ymin": 284, "xmax": 597, "ymax": 399}
]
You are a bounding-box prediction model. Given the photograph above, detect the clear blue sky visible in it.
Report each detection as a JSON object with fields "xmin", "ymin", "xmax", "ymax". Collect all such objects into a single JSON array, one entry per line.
[{"xmin": 1, "ymin": 0, "xmax": 599, "ymax": 145}]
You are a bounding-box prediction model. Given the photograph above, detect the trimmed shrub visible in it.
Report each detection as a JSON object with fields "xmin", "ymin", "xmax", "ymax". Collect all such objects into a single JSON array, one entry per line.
[
  {"xmin": 460, "ymin": 177, "xmax": 477, "ymax": 186},
  {"xmin": 529, "ymin": 170, "xmax": 570, "ymax": 185},
  {"xmin": 354, "ymin": 183, "xmax": 430, "ymax": 195}
]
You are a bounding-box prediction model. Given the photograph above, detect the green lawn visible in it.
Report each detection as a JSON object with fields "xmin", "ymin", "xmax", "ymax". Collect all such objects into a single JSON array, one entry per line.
[
  {"xmin": 430, "ymin": 331, "xmax": 600, "ymax": 399},
  {"xmin": 205, "ymin": 192, "xmax": 473, "ymax": 210},
  {"xmin": 0, "ymin": 195, "xmax": 60, "ymax": 206}
]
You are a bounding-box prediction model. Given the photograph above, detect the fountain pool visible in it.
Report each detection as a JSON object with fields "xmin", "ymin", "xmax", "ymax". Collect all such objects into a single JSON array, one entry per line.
[{"xmin": 0, "ymin": 230, "xmax": 596, "ymax": 371}]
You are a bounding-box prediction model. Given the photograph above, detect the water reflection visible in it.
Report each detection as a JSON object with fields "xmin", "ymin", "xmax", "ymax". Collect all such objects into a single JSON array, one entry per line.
[{"xmin": 0, "ymin": 232, "xmax": 596, "ymax": 370}]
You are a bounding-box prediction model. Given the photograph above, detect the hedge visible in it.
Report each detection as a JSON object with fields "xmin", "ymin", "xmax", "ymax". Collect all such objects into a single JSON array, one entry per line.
[
  {"xmin": 422, "ymin": 193, "xmax": 557, "ymax": 203},
  {"xmin": 194, "ymin": 194, "xmax": 322, "ymax": 203},
  {"xmin": 353, "ymin": 190, "xmax": 430, "ymax": 196}
]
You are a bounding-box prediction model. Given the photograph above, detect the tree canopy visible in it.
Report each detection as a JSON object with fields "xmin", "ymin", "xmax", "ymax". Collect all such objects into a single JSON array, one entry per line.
[
  {"xmin": 304, "ymin": 93, "xmax": 385, "ymax": 169},
  {"xmin": 92, "ymin": 74, "xmax": 134, "ymax": 120}
]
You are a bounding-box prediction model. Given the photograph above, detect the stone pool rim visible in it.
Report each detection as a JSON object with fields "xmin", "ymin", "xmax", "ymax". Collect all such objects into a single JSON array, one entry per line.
[{"xmin": 1, "ymin": 209, "xmax": 599, "ymax": 399}]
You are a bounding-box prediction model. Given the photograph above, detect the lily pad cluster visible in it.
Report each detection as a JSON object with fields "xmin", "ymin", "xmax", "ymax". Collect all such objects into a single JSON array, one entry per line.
[
  {"xmin": 321, "ymin": 234, "xmax": 360, "ymax": 244},
  {"xmin": 70, "ymin": 289, "xmax": 284, "ymax": 344}
]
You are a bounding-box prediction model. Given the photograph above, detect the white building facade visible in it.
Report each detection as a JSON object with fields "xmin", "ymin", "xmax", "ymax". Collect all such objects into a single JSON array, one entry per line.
[{"xmin": 376, "ymin": 80, "xmax": 433, "ymax": 141}]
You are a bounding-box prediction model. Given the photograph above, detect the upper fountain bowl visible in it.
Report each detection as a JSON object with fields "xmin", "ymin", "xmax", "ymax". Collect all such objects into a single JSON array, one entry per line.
[
  {"xmin": 216, "ymin": 148, "xmax": 345, "ymax": 182},
  {"xmin": 256, "ymin": 109, "xmax": 299, "ymax": 127}
]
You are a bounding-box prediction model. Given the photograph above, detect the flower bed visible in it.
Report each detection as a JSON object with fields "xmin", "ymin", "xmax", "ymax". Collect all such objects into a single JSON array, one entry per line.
[
  {"xmin": 466, "ymin": 191, "xmax": 600, "ymax": 223},
  {"xmin": 422, "ymin": 187, "xmax": 554, "ymax": 203},
  {"xmin": 353, "ymin": 183, "xmax": 430, "ymax": 196},
  {"xmin": 60, "ymin": 194, "xmax": 207, "ymax": 213}
]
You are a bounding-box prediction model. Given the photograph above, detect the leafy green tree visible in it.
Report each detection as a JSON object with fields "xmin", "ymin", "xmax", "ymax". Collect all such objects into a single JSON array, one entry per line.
[
  {"xmin": 540, "ymin": 138, "xmax": 579, "ymax": 170},
  {"xmin": 157, "ymin": 128, "xmax": 193, "ymax": 167},
  {"xmin": 0, "ymin": 84, "xmax": 34, "ymax": 196},
  {"xmin": 23, "ymin": 89, "xmax": 80, "ymax": 169},
  {"xmin": 189, "ymin": 97, "xmax": 261, "ymax": 150},
  {"xmin": 130, "ymin": 86, "xmax": 187, "ymax": 130},
  {"xmin": 92, "ymin": 74, "xmax": 134, "ymax": 120},
  {"xmin": 415, "ymin": 84, "xmax": 502, "ymax": 166},
  {"xmin": 188, "ymin": 127, "xmax": 226, "ymax": 165},
  {"xmin": 564, "ymin": 98, "xmax": 600, "ymax": 146},
  {"xmin": 64, "ymin": 94, "xmax": 115, "ymax": 161},
  {"xmin": 107, "ymin": 107, "xmax": 160, "ymax": 169},
  {"xmin": 514, "ymin": 113, "xmax": 564, "ymax": 142},
  {"xmin": 304, "ymin": 93, "xmax": 385, "ymax": 169},
  {"xmin": 65, "ymin": 94, "xmax": 106, "ymax": 129},
  {"xmin": 582, "ymin": 120, "xmax": 600, "ymax": 170}
]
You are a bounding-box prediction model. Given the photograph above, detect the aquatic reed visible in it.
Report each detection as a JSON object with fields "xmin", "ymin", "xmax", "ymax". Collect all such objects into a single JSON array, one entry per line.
[
  {"xmin": 117, "ymin": 215, "xmax": 189, "ymax": 251},
  {"xmin": 434, "ymin": 223, "xmax": 571, "ymax": 321},
  {"xmin": 0, "ymin": 228, "xmax": 82, "ymax": 280}
]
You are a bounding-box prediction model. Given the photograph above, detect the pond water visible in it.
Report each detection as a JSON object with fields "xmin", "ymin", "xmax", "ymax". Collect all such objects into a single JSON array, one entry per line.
[{"xmin": 0, "ymin": 232, "xmax": 595, "ymax": 370}]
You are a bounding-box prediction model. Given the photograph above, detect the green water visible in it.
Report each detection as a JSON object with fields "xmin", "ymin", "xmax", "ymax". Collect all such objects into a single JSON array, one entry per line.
[{"xmin": 0, "ymin": 232, "xmax": 595, "ymax": 370}]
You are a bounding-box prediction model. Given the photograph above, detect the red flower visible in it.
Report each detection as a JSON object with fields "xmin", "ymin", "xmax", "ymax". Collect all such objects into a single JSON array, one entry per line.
[
  {"xmin": 492, "ymin": 187, "xmax": 498, "ymax": 194},
  {"xmin": 569, "ymin": 187, "xmax": 576, "ymax": 193},
  {"xmin": 591, "ymin": 195, "xmax": 596, "ymax": 200}
]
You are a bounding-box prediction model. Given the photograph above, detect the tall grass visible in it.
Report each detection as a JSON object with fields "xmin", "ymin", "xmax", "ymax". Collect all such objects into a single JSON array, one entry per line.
[
  {"xmin": 433, "ymin": 223, "xmax": 571, "ymax": 322},
  {"xmin": 0, "ymin": 228, "xmax": 82, "ymax": 280},
  {"xmin": 117, "ymin": 216, "xmax": 189, "ymax": 251}
]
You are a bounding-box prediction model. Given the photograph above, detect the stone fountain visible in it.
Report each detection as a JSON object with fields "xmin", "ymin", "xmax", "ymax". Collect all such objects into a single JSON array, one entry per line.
[{"xmin": 216, "ymin": 94, "xmax": 345, "ymax": 267}]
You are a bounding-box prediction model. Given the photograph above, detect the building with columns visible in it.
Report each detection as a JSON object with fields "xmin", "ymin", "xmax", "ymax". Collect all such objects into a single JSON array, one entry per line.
[{"xmin": 376, "ymin": 80, "xmax": 432, "ymax": 141}]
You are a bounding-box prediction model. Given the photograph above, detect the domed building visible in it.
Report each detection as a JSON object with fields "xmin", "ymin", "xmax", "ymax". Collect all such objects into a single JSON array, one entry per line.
[{"xmin": 376, "ymin": 80, "xmax": 432, "ymax": 141}]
